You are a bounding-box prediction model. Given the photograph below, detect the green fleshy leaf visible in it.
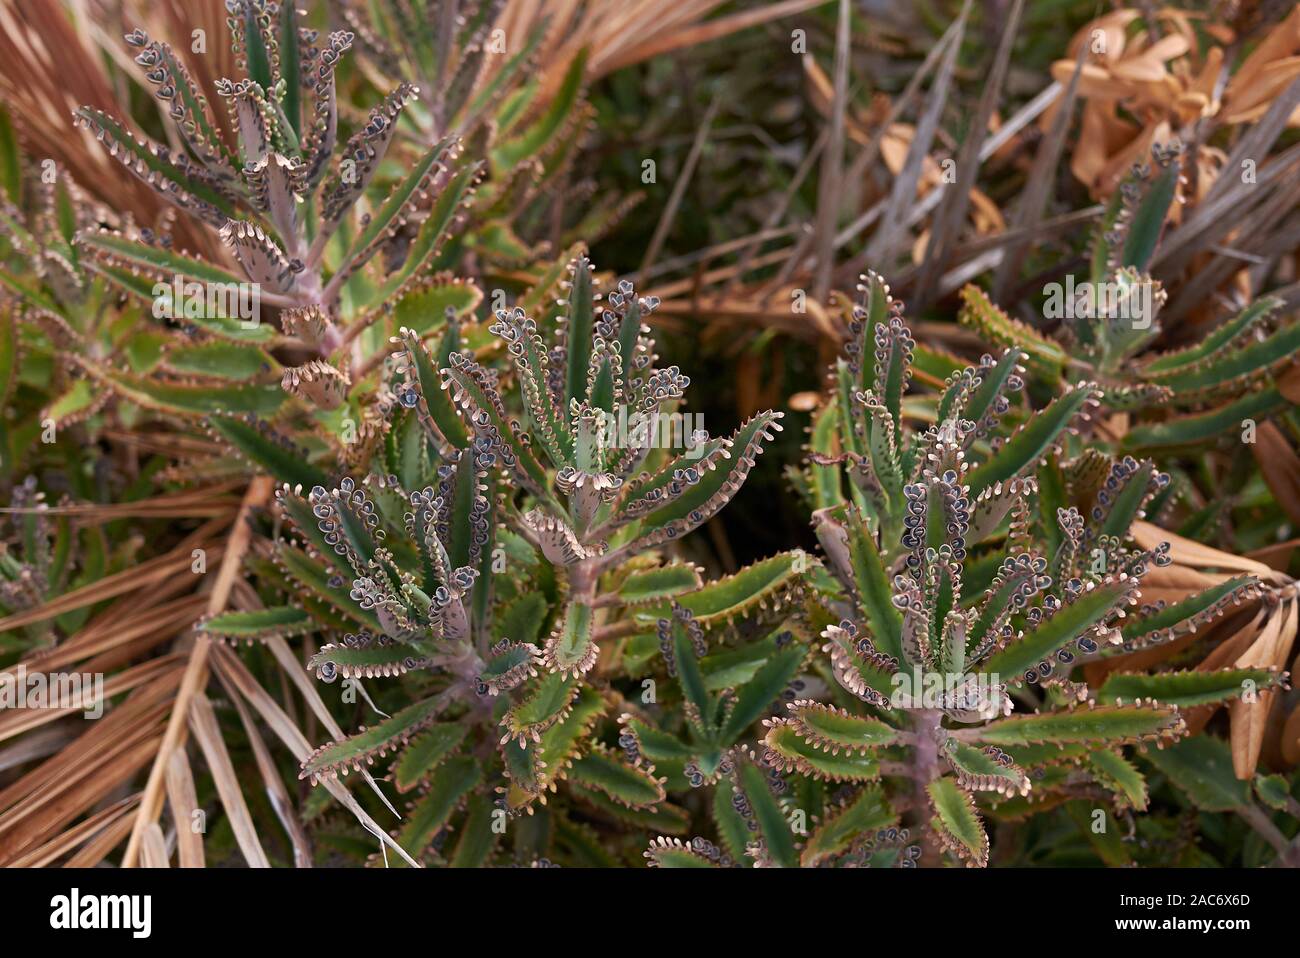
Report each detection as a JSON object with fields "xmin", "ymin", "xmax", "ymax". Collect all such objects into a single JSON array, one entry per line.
[
  {"xmin": 1143, "ymin": 736, "xmax": 1249, "ymax": 811},
  {"xmin": 980, "ymin": 576, "xmax": 1131, "ymax": 681},
  {"xmin": 449, "ymin": 794, "xmax": 498, "ymax": 867},
  {"xmin": 964, "ymin": 384, "xmax": 1096, "ymax": 499},
  {"xmin": 618, "ymin": 563, "xmax": 704, "ymax": 605},
  {"xmin": 927, "ymin": 777, "xmax": 988, "ymax": 866},
  {"xmin": 80, "ymin": 363, "xmax": 285, "ymax": 417},
  {"xmin": 1088, "ymin": 750, "xmax": 1148, "ymax": 810},
  {"xmin": 976, "ymin": 705, "xmax": 1182, "ymax": 747},
  {"xmin": 736, "ymin": 759, "xmax": 798, "ymax": 867},
  {"xmin": 644, "ymin": 840, "xmax": 722, "ymax": 867},
  {"xmin": 199, "ymin": 606, "xmax": 314, "ymax": 641},
  {"xmin": 763, "ymin": 723, "xmax": 881, "ymax": 783},
  {"xmin": 394, "ymin": 723, "xmax": 469, "ymax": 792},
  {"xmin": 209, "ymin": 415, "xmax": 329, "ymax": 489},
  {"xmin": 400, "ymin": 325, "xmax": 470, "ymax": 449},
  {"xmin": 1143, "ymin": 298, "xmax": 1278, "ymax": 374},
  {"xmin": 394, "ymin": 755, "xmax": 481, "ymax": 861},
  {"xmin": 719, "ymin": 644, "xmax": 806, "ymax": 743},
  {"xmin": 1253, "ymin": 774, "xmax": 1293, "ymax": 813},
  {"xmin": 490, "ymin": 50, "xmax": 587, "ymax": 173},
  {"xmin": 567, "ymin": 747, "xmax": 665, "ymax": 809},
  {"xmin": 302, "ymin": 695, "xmax": 446, "ymax": 781},
  {"xmin": 1121, "ymin": 576, "xmax": 1257, "ymax": 643},
  {"xmin": 800, "ymin": 786, "xmax": 895, "ymax": 866},
  {"xmin": 785, "ymin": 701, "xmax": 898, "ymax": 752},
  {"xmin": 495, "ymin": 592, "xmax": 548, "ymax": 646},
  {"xmin": 164, "ymin": 342, "xmax": 275, "ymax": 380},
  {"xmin": 1123, "ymin": 388, "xmax": 1284, "ymax": 451},
  {"xmin": 1097, "ymin": 668, "xmax": 1279, "ymax": 708},
  {"xmin": 342, "ymin": 137, "xmax": 459, "ymax": 273},
  {"xmin": 1120, "ymin": 165, "xmax": 1177, "ymax": 271},
  {"xmin": 634, "ymin": 551, "xmax": 804, "ymax": 628}
]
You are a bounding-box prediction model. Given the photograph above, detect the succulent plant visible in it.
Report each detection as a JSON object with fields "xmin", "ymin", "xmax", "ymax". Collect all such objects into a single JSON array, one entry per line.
[
  {"xmin": 339, "ymin": 0, "xmax": 513, "ymax": 142},
  {"xmin": 338, "ymin": 0, "xmax": 640, "ymax": 279},
  {"xmin": 958, "ymin": 148, "xmax": 1300, "ymax": 453},
  {"xmin": 3, "ymin": 0, "xmax": 1298, "ymax": 873},
  {"xmin": 67, "ymin": 2, "xmax": 484, "ymax": 419},
  {"xmin": 639, "ymin": 275, "xmax": 1284, "ymax": 868},
  {"xmin": 197, "ymin": 254, "xmax": 793, "ymax": 864}
]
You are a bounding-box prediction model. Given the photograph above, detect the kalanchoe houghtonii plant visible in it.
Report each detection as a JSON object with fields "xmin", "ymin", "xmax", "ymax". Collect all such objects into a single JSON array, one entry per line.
[
  {"xmin": 0, "ymin": 478, "xmax": 69, "ymax": 650},
  {"xmin": 339, "ymin": 0, "xmax": 639, "ymax": 273},
  {"xmin": 199, "ymin": 423, "xmax": 647, "ymax": 864},
  {"xmin": 0, "ymin": 140, "xmax": 307, "ymax": 450},
  {"xmin": 339, "ymin": 0, "xmax": 556, "ymax": 146},
  {"xmin": 433, "ymin": 255, "xmax": 785, "ymax": 678},
  {"xmin": 958, "ymin": 145, "xmax": 1300, "ymax": 454},
  {"xmin": 640, "ymin": 274, "xmax": 1283, "ymax": 868},
  {"xmin": 0, "ymin": 151, "xmax": 119, "ymax": 464},
  {"xmin": 200, "ymin": 254, "xmax": 791, "ymax": 863},
  {"xmin": 69, "ymin": 1, "xmax": 482, "ymax": 418}
]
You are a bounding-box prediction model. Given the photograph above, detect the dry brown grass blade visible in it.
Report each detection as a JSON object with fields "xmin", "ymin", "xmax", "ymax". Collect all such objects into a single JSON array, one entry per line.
[
  {"xmin": 809, "ymin": 38, "xmax": 952, "ymax": 287},
  {"xmin": 650, "ymin": 243, "xmax": 792, "ymax": 303},
  {"xmin": 16, "ymin": 596, "xmax": 207, "ymax": 680},
  {"xmin": 0, "ymin": 653, "xmax": 182, "ymax": 742},
  {"xmin": 216, "ymin": 665, "xmax": 314, "ymax": 867},
  {"xmin": 637, "ymin": 94, "xmax": 720, "ymax": 285},
  {"xmin": 101, "ymin": 429, "xmax": 224, "ymax": 459},
  {"xmin": 588, "ymin": 0, "xmax": 830, "ymax": 77},
  {"xmin": 0, "ymin": 713, "xmax": 165, "ymax": 865},
  {"xmin": 0, "ymin": 722, "xmax": 74, "ymax": 775},
  {"xmin": 912, "ymin": 0, "xmax": 1024, "ymax": 307},
  {"xmin": 502, "ymin": 0, "xmax": 828, "ymax": 103},
  {"xmin": 80, "ymin": 602, "xmax": 211, "ymax": 678},
  {"xmin": 122, "ymin": 475, "xmax": 273, "ymax": 867},
  {"xmin": 991, "ymin": 44, "xmax": 1086, "ymax": 300},
  {"xmin": 810, "ymin": 0, "xmax": 849, "ymax": 301},
  {"xmin": 165, "ymin": 750, "xmax": 204, "ymax": 868},
  {"xmin": 653, "ymin": 293, "xmax": 839, "ymax": 341},
  {"xmin": 1252, "ymin": 421, "xmax": 1300, "ymax": 526},
  {"xmin": 63, "ymin": 803, "xmax": 139, "ymax": 867},
  {"xmin": 862, "ymin": 2, "xmax": 969, "ymax": 271},
  {"xmin": 7, "ymin": 795, "xmax": 139, "ymax": 868},
  {"xmin": 139, "ymin": 822, "xmax": 170, "ymax": 868},
  {"xmin": 721, "ymin": 134, "xmax": 825, "ymax": 295},
  {"xmin": 210, "ymin": 642, "xmax": 419, "ymax": 867},
  {"xmin": 0, "ymin": 485, "xmax": 243, "ymax": 520},
  {"xmin": 1228, "ymin": 597, "xmax": 1297, "ymax": 777},
  {"xmin": 187, "ymin": 691, "xmax": 270, "ymax": 868},
  {"xmin": 0, "ymin": 0, "xmax": 213, "ymax": 250},
  {"xmin": 0, "ymin": 672, "xmax": 177, "ymax": 840},
  {"xmin": 0, "ymin": 545, "xmax": 221, "ymax": 633},
  {"xmin": 1157, "ymin": 141, "xmax": 1300, "ymax": 275},
  {"xmin": 1202, "ymin": 75, "xmax": 1300, "ymax": 211},
  {"xmin": 1164, "ymin": 177, "xmax": 1300, "ymax": 326}
]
